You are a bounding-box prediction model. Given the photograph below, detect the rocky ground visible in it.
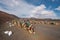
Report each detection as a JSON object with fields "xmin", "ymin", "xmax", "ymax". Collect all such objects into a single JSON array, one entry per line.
[{"xmin": 0, "ymin": 21, "xmax": 60, "ymax": 40}]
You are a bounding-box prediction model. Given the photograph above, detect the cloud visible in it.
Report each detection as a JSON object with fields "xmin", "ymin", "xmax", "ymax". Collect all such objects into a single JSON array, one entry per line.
[
  {"xmin": 0, "ymin": 0, "xmax": 35, "ymax": 17},
  {"xmin": 0, "ymin": 0, "xmax": 58, "ymax": 19},
  {"xmin": 11, "ymin": 0, "xmax": 19, "ymax": 6},
  {"xmin": 31, "ymin": 4, "xmax": 46, "ymax": 13},
  {"xmin": 29, "ymin": 4, "xmax": 57, "ymax": 19},
  {"xmin": 55, "ymin": 6, "xmax": 60, "ymax": 10}
]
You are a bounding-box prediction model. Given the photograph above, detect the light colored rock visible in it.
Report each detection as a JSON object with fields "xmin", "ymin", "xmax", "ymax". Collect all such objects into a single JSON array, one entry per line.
[{"xmin": 4, "ymin": 31, "xmax": 12, "ymax": 36}]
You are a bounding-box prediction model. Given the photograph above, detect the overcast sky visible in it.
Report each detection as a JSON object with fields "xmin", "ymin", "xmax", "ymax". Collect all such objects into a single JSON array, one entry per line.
[{"xmin": 0, "ymin": 0, "xmax": 60, "ymax": 19}]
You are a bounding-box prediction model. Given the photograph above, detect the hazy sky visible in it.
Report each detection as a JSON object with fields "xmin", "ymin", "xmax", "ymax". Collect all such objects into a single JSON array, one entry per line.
[{"xmin": 0, "ymin": 0, "xmax": 60, "ymax": 19}]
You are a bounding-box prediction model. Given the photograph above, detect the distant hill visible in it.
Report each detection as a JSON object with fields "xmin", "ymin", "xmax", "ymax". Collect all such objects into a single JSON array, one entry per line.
[{"xmin": 0, "ymin": 11, "xmax": 19, "ymax": 24}]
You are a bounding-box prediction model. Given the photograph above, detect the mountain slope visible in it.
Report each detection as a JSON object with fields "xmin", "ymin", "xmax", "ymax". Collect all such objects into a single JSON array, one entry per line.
[{"xmin": 0, "ymin": 11, "xmax": 19, "ymax": 24}]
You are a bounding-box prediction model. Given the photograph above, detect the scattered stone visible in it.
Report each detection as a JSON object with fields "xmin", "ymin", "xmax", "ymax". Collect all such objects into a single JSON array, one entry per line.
[{"xmin": 4, "ymin": 31, "xmax": 12, "ymax": 36}]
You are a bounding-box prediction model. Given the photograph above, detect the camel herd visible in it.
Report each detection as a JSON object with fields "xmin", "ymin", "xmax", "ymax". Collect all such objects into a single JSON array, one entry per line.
[
  {"xmin": 5, "ymin": 19, "xmax": 60, "ymax": 34},
  {"xmin": 29, "ymin": 20, "xmax": 60, "ymax": 25},
  {"xmin": 6, "ymin": 19, "xmax": 35, "ymax": 34},
  {"xmin": 6, "ymin": 19, "xmax": 60, "ymax": 29}
]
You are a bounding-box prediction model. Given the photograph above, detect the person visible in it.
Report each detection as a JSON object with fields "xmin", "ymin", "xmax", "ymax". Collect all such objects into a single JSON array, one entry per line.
[
  {"xmin": 25, "ymin": 22, "xmax": 30, "ymax": 28},
  {"xmin": 28, "ymin": 24, "xmax": 35, "ymax": 34},
  {"xmin": 25, "ymin": 21, "xmax": 35, "ymax": 34}
]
